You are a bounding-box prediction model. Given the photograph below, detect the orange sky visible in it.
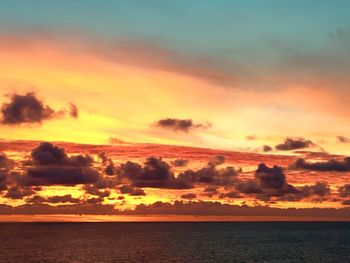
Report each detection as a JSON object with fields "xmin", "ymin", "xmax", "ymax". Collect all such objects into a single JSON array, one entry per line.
[
  {"xmin": 1, "ymin": 36, "xmax": 350, "ymax": 154},
  {"xmin": 0, "ymin": 35, "xmax": 350, "ymax": 221}
]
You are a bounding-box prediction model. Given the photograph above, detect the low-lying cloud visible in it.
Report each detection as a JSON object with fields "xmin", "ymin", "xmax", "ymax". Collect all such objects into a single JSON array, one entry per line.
[
  {"xmin": 156, "ymin": 118, "xmax": 211, "ymax": 132},
  {"xmin": 275, "ymin": 138, "xmax": 314, "ymax": 151}
]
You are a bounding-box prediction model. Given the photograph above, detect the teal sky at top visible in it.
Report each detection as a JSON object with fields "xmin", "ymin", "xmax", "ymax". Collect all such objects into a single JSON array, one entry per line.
[{"xmin": 0, "ymin": 0, "xmax": 349, "ymax": 66}]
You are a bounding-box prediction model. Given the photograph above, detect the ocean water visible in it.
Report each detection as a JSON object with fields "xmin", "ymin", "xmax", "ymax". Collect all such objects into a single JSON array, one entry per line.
[{"xmin": 0, "ymin": 222, "xmax": 349, "ymax": 263}]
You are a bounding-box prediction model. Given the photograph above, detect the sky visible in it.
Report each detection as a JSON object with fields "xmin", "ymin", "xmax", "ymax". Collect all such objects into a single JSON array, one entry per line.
[{"xmin": 0, "ymin": 1, "xmax": 350, "ymax": 221}]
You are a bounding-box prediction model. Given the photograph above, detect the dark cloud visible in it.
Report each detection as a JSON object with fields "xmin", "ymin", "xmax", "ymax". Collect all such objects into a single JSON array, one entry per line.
[
  {"xmin": 1, "ymin": 200, "xmax": 349, "ymax": 218},
  {"xmin": 25, "ymin": 195, "xmax": 47, "ymax": 204},
  {"xmin": 171, "ymin": 159, "xmax": 189, "ymax": 167},
  {"xmin": 98, "ymin": 152, "xmax": 108, "ymax": 164},
  {"xmin": 256, "ymin": 163, "xmax": 286, "ymax": 189},
  {"xmin": 119, "ymin": 185, "xmax": 146, "ymax": 196},
  {"xmin": 26, "ymin": 166, "xmax": 99, "ymax": 186},
  {"xmin": 118, "ymin": 161, "xmax": 143, "ymax": 181},
  {"xmin": 86, "ymin": 197, "xmax": 104, "ymax": 204},
  {"xmin": 0, "ymin": 173, "xmax": 7, "ymax": 191},
  {"xmin": 309, "ymin": 182, "xmax": 330, "ymax": 196},
  {"xmin": 0, "ymin": 92, "xmax": 61, "ymax": 125},
  {"xmin": 339, "ymin": 184, "xmax": 350, "ymax": 197},
  {"xmin": 104, "ymin": 163, "xmax": 116, "ymax": 175},
  {"xmin": 83, "ymin": 184, "xmax": 111, "ymax": 198},
  {"xmin": 203, "ymin": 186, "xmax": 218, "ymax": 193},
  {"xmin": 294, "ymin": 157, "xmax": 350, "ymax": 172},
  {"xmin": 119, "ymin": 157, "xmax": 193, "ymax": 189},
  {"xmin": 271, "ymin": 182, "xmax": 331, "ymax": 202},
  {"xmin": 132, "ymin": 201, "xmax": 350, "ymax": 218},
  {"xmin": 180, "ymin": 193, "xmax": 197, "ymax": 200},
  {"xmin": 219, "ymin": 190, "xmax": 241, "ymax": 199},
  {"xmin": 237, "ymin": 180, "xmax": 262, "ymax": 194},
  {"xmin": 46, "ymin": 195, "xmax": 81, "ymax": 204},
  {"xmin": 4, "ymin": 186, "xmax": 35, "ymax": 199},
  {"xmin": 21, "ymin": 142, "xmax": 100, "ymax": 186},
  {"xmin": 31, "ymin": 142, "xmax": 68, "ymax": 165},
  {"xmin": 69, "ymin": 103, "xmax": 79, "ymax": 118},
  {"xmin": 0, "ymin": 203, "xmax": 116, "ymax": 215},
  {"xmin": 208, "ymin": 155, "xmax": 225, "ymax": 166},
  {"xmin": 178, "ymin": 163, "xmax": 239, "ymax": 187},
  {"xmin": 341, "ymin": 200, "xmax": 350, "ymax": 206},
  {"xmin": 236, "ymin": 163, "xmax": 297, "ymax": 197},
  {"xmin": 97, "ymin": 152, "xmax": 116, "ymax": 175},
  {"xmin": 275, "ymin": 138, "xmax": 314, "ymax": 151},
  {"xmin": 337, "ymin": 136, "xmax": 350, "ymax": 143},
  {"xmin": 263, "ymin": 145, "xmax": 273, "ymax": 152},
  {"xmin": 31, "ymin": 142, "xmax": 93, "ymax": 167},
  {"xmin": 202, "ymin": 186, "xmax": 218, "ymax": 197},
  {"xmin": 0, "ymin": 153, "xmax": 14, "ymax": 191},
  {"xmin": 176, "ymin": 156, "xmax": 237, "ymax": 187},
  {"xmin": 156, "ymin": 118, "xmax": 211, "ymax": 132}
]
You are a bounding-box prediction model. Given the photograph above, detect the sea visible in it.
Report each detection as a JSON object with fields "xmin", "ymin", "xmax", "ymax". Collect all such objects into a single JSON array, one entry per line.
[{"xmin": 0, "ymin": 222, "xmax": 349, "ymax": 263}]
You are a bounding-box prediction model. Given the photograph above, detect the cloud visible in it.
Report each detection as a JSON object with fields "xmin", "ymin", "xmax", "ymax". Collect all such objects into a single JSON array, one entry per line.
[
  {"xmin": 25, "ymin": 195, "xmax": 47, "ymax": 204},
  {"xmin": 179, "ymin": 165, "xmax": 239, "ymax": 186},
  {"xmin": 0, "ymin": 92, "xmax": 61, "ymax": 125},
  {"xmin": 337, "ymin": 136, "xmax": 350, "ymax": 143},
  {"xmin": 294, "ymin": 157, "xmax": 350, "ymax": 172},
  {"xmin": 2, "ymin": 33, "xmax": 238, "ymax": 87},
  {"xmin": 237, "ymin": 180, "xmax": 262, "ymax": 194},
  {"xmin": 1, "ymin": 200, "xmax": 349, "ymax": 218},
  {"xmin": 25, "ymin": 194, "xmax": 81, "ymax": 204},
  {"xmin": 46, "ymin": 195, "xmax": 81, "ymax": 204},
  {"xmin": 31, "ymin": 142, "xmax": 68, "ymax": 165},
  {"xmin": 104, "ymin": 163, "xmax": 116, "ymax": 176},
  {"xmin": 275, "ymin": 138, "xmax": 314, "ymax": 151},
  {"xmin": 0, "ymin": 153, "xmax": 14, "ymax": 191},
  {"xmin": 83, "ymin": 184, "xmax": 111, "ymax": 198},
  {"xmin": 26, "ymin": 166, "xmax": 99, "ymax": 186},
  {"xmin": 119, "ymin": 185, "xmax": 146, "ymax": 196},
  {"xmin": 236, "ymin": 163, "xmax": 297, "ymax": 197},
  {"xmin": 171, "ymin": 159, "xmax": 189, "ymax": 167},
  {"xmin": 131, "ymin": 201, "xmax": 350, "ymax": 218},
  {"xmin": 0, "ymin": 203, "xmax": 117, "ymax": 215},
  {"xmin": 156, "ymin": 118, "xmax": 211, "ymax": 132},
  {"xmin": 21, "ymin": 142, "xmax": 100, "ymax": 186},
  {"xmin": 341, "ymin": 200, "xmax": 350, "ymax": 206},
  {"xmin": 108, "ymin": 137, "xmax": 127, "ymax": 144},
  {"xmin": 180, "ymin": 193, "xmax": 197, "ymax": 200},
  {"xmin": 0, "ymin": 92, "xmax": 80, "ymax": 125},
  {"xmin": 339, "ymin": 184, "xmax": 350, "ymax": 197},
  {"xmin": 97, "ymin": 152, "xmax": 116, "ymax": 175},
  {"xmin": 272, "ymin": 181, "xmax": 332, "ymax": 202},
  {"xmin": 175, "ymin": 156, "xmax": 238, "ymax": 187},
  {"xmin": 202, "ymin": 186, "xmax": 218, "ymax": 197},
  {"xmin": 309, "ymin": 182, "xmax": 331, "ymax": 196},
  {"xmin": 219, "ymin": 191, "xmax": 241, "ymax": 199},
  {"xmin": 137, "ymin": 157, "xmax": 173, "ymax": 187},
  {"xmin": 0, "ymin": 140, "xmax": 344, "ymax": 208},
  {"xmin": 256, "ymin": 163, "xmax": 287, "ymax": 189},
  {"xmin": 208, "ymin": 155, "xmax": 225, "ymax": 166},
  {"xmin": 68, "ymin": 103, "xmax": 79, "ymax": 118},
  {"xmin": 118, "ymin": 157, "xmax": 193, "ymax": 189},
  {"xmin": 262, "ymin": 145, "xmax": 273, "ymax": 152},
  {"xmin": 4, "ymin": 186, "xmax": 35, "ymax": 199},
  {"xmin": 0, "ymin": 173, "xmax": 7, "ymax": 191},
  {"xmin": 246, "ymin": 135, "xmax": 257, "ymax": 141}
]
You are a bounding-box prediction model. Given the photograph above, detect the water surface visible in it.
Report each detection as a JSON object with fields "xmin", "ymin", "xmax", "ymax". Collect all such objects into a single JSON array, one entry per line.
[{"xmin": 0, "ymin": 222, "xmax": 349, "ymax": 262}]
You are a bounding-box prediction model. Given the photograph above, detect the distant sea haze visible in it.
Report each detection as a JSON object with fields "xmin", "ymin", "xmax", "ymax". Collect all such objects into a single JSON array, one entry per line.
[{"xmin": 1, "ymin": 222, "xmax": 349, "ymax": 262}]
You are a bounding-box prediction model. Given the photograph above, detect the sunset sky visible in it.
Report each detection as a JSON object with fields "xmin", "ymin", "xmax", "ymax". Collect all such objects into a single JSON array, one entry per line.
[{"xmin": 0, "ymin": 0, "xmax": 350, "ymax": 221}]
